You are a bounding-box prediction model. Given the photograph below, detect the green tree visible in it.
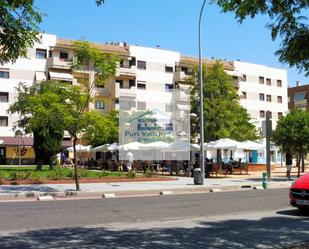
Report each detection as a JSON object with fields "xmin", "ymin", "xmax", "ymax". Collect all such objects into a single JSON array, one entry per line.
[
  {"xmin": 190, "ymin": 62, "xmax": 257, "ymax": 142},
  {"xmin": 67, "ymin": 40, "xmax": 118, "ymax": 191},
  {"xmin": 82, "ymin": 110, "xmax": 118, "ymax": 147},
  {"xmin": 272, "ymin": 109, "xmax": 309, "ymax": 177},
  {"xmin": 214, "ymin": 0, "xmax": 309, "ymax": 76},
  {"xmin": 8, "ymin": 82, "xmax": 72, "ymax": 169},
  {"xmin": 0, "ymin": 0, "xmax": 42, "ymax": 64}
]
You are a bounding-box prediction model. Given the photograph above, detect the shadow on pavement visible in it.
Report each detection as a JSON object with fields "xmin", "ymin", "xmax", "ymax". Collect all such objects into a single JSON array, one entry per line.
[
  {"xmin": 0, "ymin": 214, "xmax": 309, "ymax": 248},
  {"xmin": 277, "ymin": 209, "xmax": 309, "ymax": 216},
  {"xmin": 0, "ymin": 185, "xmax": 60, "ymax": 194}
]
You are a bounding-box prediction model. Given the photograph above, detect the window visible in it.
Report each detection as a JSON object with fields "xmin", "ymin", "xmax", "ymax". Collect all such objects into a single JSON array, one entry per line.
[
  {"xmin": 116, "ymin": 80, "xmax": 123, "ymax": 88},
  {"xmin": 0, "ymin": 116, "xmax": 8, "ymax": 126},
  {"xmin": 129, "ymin": 79, "xmax": 135, "ymax": 88},
  {"xmin": 137, "ymin": 101, "xmax": 146, "ymax": 110},
  {"xmin": 266, "ymin": 78, "xmax": 271, "ymax": 85},
  {"xmin": 137, "ymin": 82, "xmax": 146, "ymax": 90},
  {"xmin": 95, "ymin": 100, "xmax": 105, "ymax": 109},
  {"xmin": 268, "ymin": 111, "xmax": 272, "ymax": 118},
  {"xmin": 0, "ymin": 70, "xmax": 9, "ymax": 79},
  {"xmin": 277, "ymin": 96, "xmax": 282, "ymax": 103},
  {"xmin": 59, "ymin": 52, "xmax": 69, "ymax": 61},
  {"xmin": 129, "ymin": 57, "xmax": 136, "ymax": 67},
  {"xmin": 278, "ymin": 112, "xmax": 283, "ymax": 118},
  {"xmin": 48, "ymin": 51, "xmax": 53, "ymax": 58},
  {"xmin": 36, "ymin": 49, "xmax": 47, "ymax": 59},
  {"xmin": 294, "ymin": 92, "xmax": 306, "ymax": 106},
  {"xmin": 241, "ymin": 91, "xmax": 246, "ymax": 99},
  {"xmin": 165, "ymin": 66, "xmax": 174, "ymax": 73},
  {"xmin": 165, "ymin": 103, "xmax": 174, "ymax": 112},
  {"xmin": 259, "ymin": 76, "xmax": 264, "ymax": 84},
  {"xmin": 166, "ymin": 122, "xmax": 173, "ymax": 131},
  {"xmin": 266, "ymin": 95, "xmax": 271, "ymax": 102},
  {"xmin": 277, "ymin": 80, "xmax": 282, "ymax": 87},
  {"xmin": 137, "ymin": 60, "xmax": 146, "ymax": 70},
  {"xmin": 260, "ymin": 111, "xmax": 265, "ymax": 118},
  {"xmin": 0, "ymin": 92, "xmax": 8, "ymax": 102},
  {"xmin": 259, "ymin": 93, "xmax": 265, "ymax": 101},
  {"xmin": 165, "ymin": 84, "xmax": 173, "ymax": 92}
]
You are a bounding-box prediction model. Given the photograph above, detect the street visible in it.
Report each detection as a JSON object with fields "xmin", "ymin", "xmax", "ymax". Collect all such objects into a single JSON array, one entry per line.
[{"xmin": 0, "ymin": 189, "xmax": 308, "ymax": 248}]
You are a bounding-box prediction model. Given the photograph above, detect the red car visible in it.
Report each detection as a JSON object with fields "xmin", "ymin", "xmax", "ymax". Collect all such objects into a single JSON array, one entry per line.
[{"xmin": 290, "ymin": 173, "xmax": 309, "ymax": 210}]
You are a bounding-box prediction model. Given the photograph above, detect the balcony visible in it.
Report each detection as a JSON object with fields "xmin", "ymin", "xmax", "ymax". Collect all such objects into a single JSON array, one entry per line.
[
  {"xmin": 47, "ymin": 57, "xmax": 71, "ymax": 70},
  {"xmin": 95, "ymin": 87, "xmax": 110, "ymax": 96},
  {"xmin": 174, "ymin": 71, "xmax": 192, "ymax": 82},
  {"xmin": 174, "ymin": 89, "xmax": 190, "ymax": 101},
  {"xmin": 116, "ymin": 65, "xmax": 136, "ymax": 78},
  {"xmin": 115, "ymin": 84, "xmax": 137, "ymax": 98}
]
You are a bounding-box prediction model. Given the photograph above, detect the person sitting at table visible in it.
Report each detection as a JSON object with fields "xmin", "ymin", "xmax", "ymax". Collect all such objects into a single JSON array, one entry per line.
[{"xmin": 226, "ymin": 157, "xmax": 234, "ymax": 174}]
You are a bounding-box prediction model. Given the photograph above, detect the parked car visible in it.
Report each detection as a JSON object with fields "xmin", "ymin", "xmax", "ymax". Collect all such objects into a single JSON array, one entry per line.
[{"xmin": 289, "ymin": 173, "xmax": 309, "ymax": 210}]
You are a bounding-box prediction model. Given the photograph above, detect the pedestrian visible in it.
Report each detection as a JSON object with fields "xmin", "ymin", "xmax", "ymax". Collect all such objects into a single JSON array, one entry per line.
[
  {"xmin": 285, "ymin": 151, "xmax": 293, "ymax": 180},
  {"xmin": 125, "ymin": 151, "xmax": 134, "ymax": 171}
]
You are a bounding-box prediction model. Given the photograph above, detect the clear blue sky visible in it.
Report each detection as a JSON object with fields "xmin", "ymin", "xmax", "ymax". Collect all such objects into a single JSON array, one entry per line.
[{"xmin": 35, "ymin": 0, "xmax": 308, "ymax": 86}]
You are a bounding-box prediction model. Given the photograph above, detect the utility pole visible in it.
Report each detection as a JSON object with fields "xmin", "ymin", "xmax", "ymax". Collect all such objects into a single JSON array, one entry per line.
[{"xmin": 266, "ymin": 111, "xmax": 272, "ymax": 180}]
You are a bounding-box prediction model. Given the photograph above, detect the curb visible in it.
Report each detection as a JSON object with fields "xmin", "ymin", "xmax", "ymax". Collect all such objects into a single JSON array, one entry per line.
[{"xmin": 0, "ymin": 183, "xmax": 290, "ymax": 202}]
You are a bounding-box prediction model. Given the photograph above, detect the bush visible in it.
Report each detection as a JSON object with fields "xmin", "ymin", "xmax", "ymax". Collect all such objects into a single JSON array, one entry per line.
[
  {"xmin": 65, "ymin": 170, "xmax": 74, "ymax": 179},
  {"xmin": 0, "ymin": 179, "xmax": 3, "ymax": 185},
  {"xmin": 54, "ymin": 167, "xmax": 65, "ymax": 180},
  {"xmin": 31, "ymin": 174, "xmax": 43, "ymax": 184},
  {"xmin": 80, "ymin": 170, "xmax": 88, "ymax": 178},
  {"xmin": 11, "ymin": 181, "xmax": 19, "ymax": 185},
  {"xmin": 9, "ymin": 172, "xmax": 18, "ymax": 181},
  {"xmin": 98, "ymin": 171, "xmax": 108, "ymax": 178},
  {"xmin": 144, "ymin": 168, "xmax": 153, "ymax": 178},
  {"xmin": 46, "ymin": 171, "xmax": 57, "ymax": 180},
  {"xmin": 18, "ymin": 171, "xmax": 32, "ymax": 180},
  {"xmin": 127, "ymin": 170, "xmax": 136, "ymax": 179}
]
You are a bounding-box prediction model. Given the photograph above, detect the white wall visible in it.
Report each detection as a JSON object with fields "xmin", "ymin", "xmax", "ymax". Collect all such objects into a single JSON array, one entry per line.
[
  {"xmin": 234, "ymin": 61, "xmax": 288, "ymax": 131},
  {"xmin": 0, "ymin": 33, "xmax": 57, "ymax": 136}
]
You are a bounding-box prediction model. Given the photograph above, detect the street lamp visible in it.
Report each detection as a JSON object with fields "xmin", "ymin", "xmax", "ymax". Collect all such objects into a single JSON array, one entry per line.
[{"xmin": 198, "ymin": 0, "xmax": 207, "ymax": 184}]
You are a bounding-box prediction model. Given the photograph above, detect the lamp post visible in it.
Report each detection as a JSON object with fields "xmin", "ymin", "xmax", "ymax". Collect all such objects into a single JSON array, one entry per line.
[{"xmin": 198, "ymin": 0, "xmax": 207, "ymax": 184}]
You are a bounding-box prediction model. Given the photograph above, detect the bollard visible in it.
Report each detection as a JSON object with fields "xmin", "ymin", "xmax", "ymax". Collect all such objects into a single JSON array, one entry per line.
[{"xmin": 262, "ymin": 172, "xmax": 268, "ymax": 189}]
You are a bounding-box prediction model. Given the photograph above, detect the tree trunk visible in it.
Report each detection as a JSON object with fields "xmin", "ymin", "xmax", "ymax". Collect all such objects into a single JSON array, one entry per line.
[
  {"xmin": 296, "ymin": 153, "xmax": 301, "ymax": 178},
  {"xmin": 301, "ymin": 153, "xmax": 305, "ymax": 173},
  {"xmin": 73, "ymin": 137, "xmax": 80, "ymax": 191}
]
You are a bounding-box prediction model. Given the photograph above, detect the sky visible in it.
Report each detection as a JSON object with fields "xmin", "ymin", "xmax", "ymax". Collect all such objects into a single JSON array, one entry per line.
[{"xmin": 35, "ymin": 0, "xmax": 309, "ymax": 86}]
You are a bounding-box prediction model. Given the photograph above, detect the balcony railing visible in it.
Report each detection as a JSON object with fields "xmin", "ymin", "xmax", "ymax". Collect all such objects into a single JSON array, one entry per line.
[
  {"xmin": 115, "ymin": 84, "xmax": 137, "ymax": 98},
  {"xmin": 116, "ymin": 66, "xmax": 136, "ymax": 78},
  {"xmin": 47, "ymin": 57, "xmax": 71, "ymax": 69},
  {"xmin": 174, "ymin": 71, "xmax": 192, "ymax": 82}
]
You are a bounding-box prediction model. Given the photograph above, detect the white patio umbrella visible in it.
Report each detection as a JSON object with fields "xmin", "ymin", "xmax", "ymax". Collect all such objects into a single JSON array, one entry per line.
[
  {"xmin": 139, "ymin": 141, "xmax": 169, "ymax": 150},
  {"xmin": 92, "ymin": 144, "xmax": 109, "ymax": 152},
  {"xmin": 237, "ymin": 140, "xmax": 264, "ymax": 150},
  {"xmin": 166, "ymin": 140, "xmax": 191, "ymax": 151},
  {"xmin": 205, "ymin": 138, "xmax": 240, "ymax": 150},
  {"xmin": 118, "ymin": 141, "xmax": 142, "ymax": 151},
  {"xmin": 67, "ymin": 144, "xmax": 91, "ymax": 152},
  {"xmin": 107, "ymin": 142, "xmax": 119, "ymax": 151}
]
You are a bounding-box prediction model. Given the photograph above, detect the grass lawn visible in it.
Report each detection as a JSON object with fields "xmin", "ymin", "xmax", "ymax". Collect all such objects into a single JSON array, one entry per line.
[{"xmin": 0, "ymin": 165, "xmax": 131, "ymax": 181}]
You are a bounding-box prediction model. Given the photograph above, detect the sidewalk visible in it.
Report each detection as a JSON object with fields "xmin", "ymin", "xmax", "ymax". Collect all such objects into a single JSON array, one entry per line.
[{"xmin": 0, "ymin": 165, "xmax": 300, "ymax": 200}]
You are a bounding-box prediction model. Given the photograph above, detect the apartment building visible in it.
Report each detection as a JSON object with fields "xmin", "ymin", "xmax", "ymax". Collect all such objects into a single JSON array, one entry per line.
[
  {"xmin": 234, "ymin": 61, "xmax": 288, "ymax": 131},
  {"xmin": 288, "ymin": 82, "xmax": 309, "ymax": 111},
  {"xmin": 0, "ymin": 33, "xmax": 288, "ymax": 164}
]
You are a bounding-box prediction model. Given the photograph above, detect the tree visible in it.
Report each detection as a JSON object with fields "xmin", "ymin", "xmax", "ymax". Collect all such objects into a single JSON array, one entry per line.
[
  {"xmin": 68, "ymin": 40, "xmax": 118, "ymax": 191},
  {"xmin": 214, "ymin": 0, "xmax": 309, "ymax": 76},
  {"xmin": 9, "ymin": 82, "xmax": 73, "ymax": 169},
  {"xmin": 190, "ymin": 62, "xmax": 257, "ymax": 142},
  {"xmin": 0, "ymin": 0, "xmax": 42, "ymax": 64},
  {"xmin": 82, "ymin": 110, "xmax": 118, "ymax": 147},
  {"xmin": 272, "ymin": 109, "xmax": 309, "ymax": 177}
]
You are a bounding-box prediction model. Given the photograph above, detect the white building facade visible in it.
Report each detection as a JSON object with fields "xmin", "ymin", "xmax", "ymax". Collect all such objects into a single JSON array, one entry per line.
[{"xmin": 0, "ymin": 33, "xmax": 288, "ymax": 164}]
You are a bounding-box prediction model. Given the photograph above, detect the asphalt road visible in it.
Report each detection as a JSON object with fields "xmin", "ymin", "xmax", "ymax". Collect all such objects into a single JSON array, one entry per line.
[{"xmin": 0, "ymin": 189, "xmax": 308, "ymax": 249}]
